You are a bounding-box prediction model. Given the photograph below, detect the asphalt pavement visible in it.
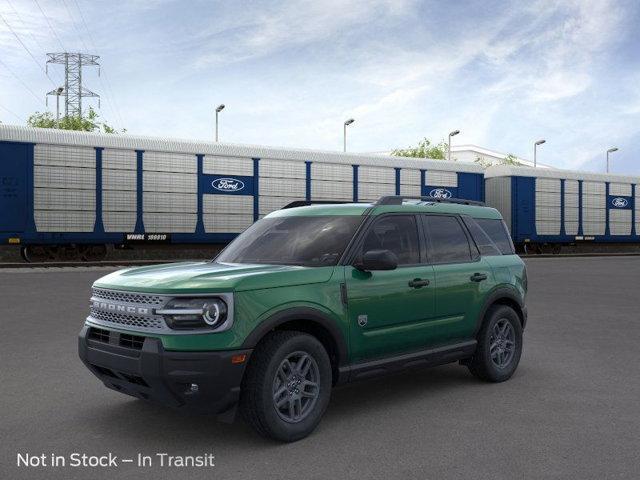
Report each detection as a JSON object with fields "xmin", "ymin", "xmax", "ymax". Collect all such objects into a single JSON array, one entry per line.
[{"xmin": 1, "ymin": 257, "xmax": 639, "ymax": 479}]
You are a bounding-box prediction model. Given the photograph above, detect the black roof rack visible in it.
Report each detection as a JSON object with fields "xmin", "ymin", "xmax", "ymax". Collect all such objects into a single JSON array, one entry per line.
[
  {"xmin": 281, "ymin": 200, "xmax": 353, "ymax": 209},
  {"xmin": 375, "ymin": 196, "xmax": 485, "ymax": 207}
]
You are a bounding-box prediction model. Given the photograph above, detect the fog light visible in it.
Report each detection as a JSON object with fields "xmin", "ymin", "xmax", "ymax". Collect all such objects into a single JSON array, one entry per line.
[{"xmin": 188, "ymin": 383, "xmax": 199, "ymax": 393}]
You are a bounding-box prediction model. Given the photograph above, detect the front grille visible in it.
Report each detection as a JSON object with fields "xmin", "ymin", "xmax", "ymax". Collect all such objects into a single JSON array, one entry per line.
[
  {"xmin": 89, "ymin": 308, "xmax": 165, "ymax": 330},
  {"xmin": 91, "ymin": 288, "xmax": 165, "ymax": 306},
  {"xmin": 120, "ymin": 333, "xmax": 145, "ymax": 350},
  {"xmin": 88, "ymin": 327, "xmax": 110, "ymax": 343}
]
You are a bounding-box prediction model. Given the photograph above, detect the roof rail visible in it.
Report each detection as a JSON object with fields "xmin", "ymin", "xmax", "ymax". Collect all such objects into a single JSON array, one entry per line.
[
  {"xmin": 375, "ymin": 196, "xmax": 485, "ymax": 207},
  {"xmin": 281, "ymin": 200, "xmax": 353, "ymax": 209}
]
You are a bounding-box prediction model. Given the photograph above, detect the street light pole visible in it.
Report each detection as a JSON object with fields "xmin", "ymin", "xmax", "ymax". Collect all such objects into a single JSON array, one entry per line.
[
  {"xmin": 215, "ymin": 104, "xmax": 225, "ymax": 142},
  {"xmin": 606, "ymin": 147, "xmax": 618, "ymax": 173},
  {"xmin": 448, "ymin": 130, "xmax": 460, "ymax": 161},
  {"xmin": 55, "ymin": 87, "xmax": 63, "ymax": 127},
  {"xmin": 343, "ymin": 118, "xmax": 355, "ymax": 152},
  {"xmin": 534, "ymin": 139, "xmax": 546, "ymax": 167}
]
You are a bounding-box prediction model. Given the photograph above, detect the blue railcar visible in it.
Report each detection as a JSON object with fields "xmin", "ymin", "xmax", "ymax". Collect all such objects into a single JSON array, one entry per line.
[
  {"xmin": 485, "ymin": 165, "xmax": 640, "ymax": 253},
  {"xmin": 0, "ymin": 125, "xmax": 485, "ymax": 261}
]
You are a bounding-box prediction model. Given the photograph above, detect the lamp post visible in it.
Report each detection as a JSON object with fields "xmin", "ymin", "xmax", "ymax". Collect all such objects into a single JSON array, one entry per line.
[
  {"xmin": 54, "ymin": 87, "xmax": 64, "ymax": 127},
  {"xmin": 343, "ymin": 118, "xmax": 355, "ymax": 152},
  {"xmin": 606, "ymin": 147, "xmax": 618, "ymax": 173},
  {"xmin": 215, "ymin": 104, "xmax": 225, "ymax": 142},
  {"xmin": 448, "ymin": 130, "xmax": 460, "ymax": 161},
  {"xmin": 534, "ymin": 139, "xmax": 546, "ymax": 167}
]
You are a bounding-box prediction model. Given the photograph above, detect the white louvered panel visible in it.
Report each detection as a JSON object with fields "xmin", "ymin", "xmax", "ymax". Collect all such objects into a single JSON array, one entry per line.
[
  {"xmin": 609, "ymin": 209, "xmax": 632, "ymax": 235},
  {"xmin": 582, "ymin": 209, "xmax": 606, "ymax": 222},
  {"xmin": 583, "ymin": 222, "xmax": 605, "ymax": 235},
  {"xmin": 103, "ymin": 190, "xmax": 136, "ymax": 212},
  {"xmin": 564, "ymin": 180, "xmax": 579, "ymax": 193},
  {"xmin": 203, "ymin": 156, "xmax": 254, "ymax": 176},
  {"xmin": 143, "ymin": 192, "xmax": 197, "ymax": 213},
  {"xmin": 426, "ymin": 170, "xmax": 457, "ymax": 187},
  {"xmin": 565, "ymin": 222, "xmax": 579, "ymax": 235},
  {"xmin": 311, "ymin": 180, "xmax": 353, "ymax": 200},
  {"xmin": 536, "ymin": 221, "xmax": 561, "ymax": 235},
  {"xmin": 259, "ymin": 177, "xmax": 306, "ymax": 197},
  {"xmin": 311, "ymin": 163, "xmax": 352, "ymax": 182},
  {"xmin": 203, "ymin": 194, "xmax": 253, "ymax": 214},
  {"xmin": 143, "ymin": 171, "xmax": 196, "ymax": 193},
  {"xmin": 34, "ymin": 144, "xmax": 95, "ymax": 168},
  {"xmin": 103, "ymin": 169, "xmax": 136, "ymax": 191},
  {"xmin": 260, "ymin": 159, "xmax": 306, "ymax": 179},
  {"xmin": 535, "ymin": 191, "xmax": 561, "ymax": 207},
  {"xmin": 143, "ymin": 213, "xmax": 197, "ymax": 232},
  {"xmin": 203, "ymin": 214, "xmax": 254, "ymax": 233},
  {"xmin": 564, "ymin": 206, "xmax": 579, "ymax": 223},
  {"xmin": 359, "ymin": 166, "xmax": 395, "ymax": 184},
  {"xmin": 401, "ymin": 169, "xmax": 421, "ymax": 186},
  {"xmin": 358, "ymin": 182, "xmax": 396, "ymax": 202},
  {"xmin": 564, "ymin": 192, "xmax": 579, "ymax": 208},
  {"xmin": 103, "ymin": 211, "xmax": 136, "ymax": 232},
  {"xmin": 535, "ymin": 206, "xmax": 561, "ymax": 221},
  {"xmin": 143, "ymin": 151, "xmax": 196, "ymax": 173},
  {"xmin": 259, "ymin": 196, "xmax": 300, "ymax": 215},
  {"xmin": 636, "ymin": 188, "xmax": 640, "ymax": 235},
  {"xmin": 535, "ymin": 178, "xmax": 560, "ymax": 193},
  {"xmin": 103, "ymin": 149, "xmax": 136, "ymax": 170},
  {"xmin": 582, "ymin": 195, "xmax": 605, "ymax": 208},
  {"xmin": 34, "ymin": 165, "xmax": 95, "ymax": 190},
  {"xmin": 609, "ymin": 183, "xmax": 632, "ymax": 196},
  {"xmin": 582, "ymin": 181, "xmax": 605, "ymax": 195},
  {"xmin": 34, "ymin": 188, "xmax": 95, "ymax": 211},
  {"xmin": 400, "ymin": 183, "xmax": 421, "ymax": 196},
  {"xmin": 34, "ymin": 210, "xmax": 95, "ymax": 232}
]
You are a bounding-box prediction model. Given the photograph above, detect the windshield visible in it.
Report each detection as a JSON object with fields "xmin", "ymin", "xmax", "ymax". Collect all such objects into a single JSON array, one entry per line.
[{"xmin": 215, "ymin": 215, "xmax": 364, "ymax": 267}]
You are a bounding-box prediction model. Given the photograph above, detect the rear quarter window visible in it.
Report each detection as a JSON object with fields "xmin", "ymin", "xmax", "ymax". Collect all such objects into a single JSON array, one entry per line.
[{"xmin": 474, "ymin": 218, "xmax": 515, "ymax": 255}]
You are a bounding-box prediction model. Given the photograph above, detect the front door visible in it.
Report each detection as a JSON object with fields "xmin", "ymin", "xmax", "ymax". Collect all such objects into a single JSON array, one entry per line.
[{"xmin": 345, "ymin": 214, "xmax": 436, "ymax": 362}]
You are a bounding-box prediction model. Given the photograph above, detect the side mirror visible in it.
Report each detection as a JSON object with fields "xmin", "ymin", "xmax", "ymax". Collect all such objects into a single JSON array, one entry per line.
[{"xmin": 354, "ymin": 249, "xmax": 398, "ymax": 271}]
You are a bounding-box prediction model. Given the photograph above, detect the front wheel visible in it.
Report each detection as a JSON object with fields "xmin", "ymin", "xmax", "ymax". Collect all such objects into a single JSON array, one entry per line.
[
  {"xmin": 240, "ymin": 331, "xmax": 332, "ymax": 442},
  {"xmin": 467, "ymin": 305, "xmax": 523, "ymax": 382}
]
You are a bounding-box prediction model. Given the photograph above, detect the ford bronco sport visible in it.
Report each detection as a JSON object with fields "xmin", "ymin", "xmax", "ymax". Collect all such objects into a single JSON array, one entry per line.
[{"xmin": 79, "ymin": 196, "xmax": 527, "ymax": 442}]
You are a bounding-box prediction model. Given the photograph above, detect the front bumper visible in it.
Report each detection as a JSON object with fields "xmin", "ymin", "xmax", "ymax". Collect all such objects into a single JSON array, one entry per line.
[{"xmin": 78, "ymin": 325, "xmax": 251, "ymax": 414}]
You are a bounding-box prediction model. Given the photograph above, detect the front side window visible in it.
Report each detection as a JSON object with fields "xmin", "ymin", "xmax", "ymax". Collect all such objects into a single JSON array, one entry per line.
[
  {"xmin": 359, "ymin": 215, "xmax": 420, "ymax": 265},
  {"xmin": 216, "ymin": 215, "xmax": 363, "ymax": 267},
  {"xmin": 424, "ymin": 215, "xmax": 472, "ymax": 264}
]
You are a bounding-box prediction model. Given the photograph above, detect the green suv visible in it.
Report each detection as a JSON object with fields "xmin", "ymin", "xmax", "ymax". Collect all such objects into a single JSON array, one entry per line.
[{"xmin": 79, "ymin": 196, "xmax": 527, "ymax": 442}]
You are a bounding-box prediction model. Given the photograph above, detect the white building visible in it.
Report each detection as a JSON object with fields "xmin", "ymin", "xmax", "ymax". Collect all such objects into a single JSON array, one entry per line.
[{"xmin": 451, "ymin": 145, "xmax": 552, "ymax": 169}]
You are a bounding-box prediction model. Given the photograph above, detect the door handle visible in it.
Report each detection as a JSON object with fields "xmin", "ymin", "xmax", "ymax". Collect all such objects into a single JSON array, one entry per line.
[
  {"xmin": 470, "ymin": 273, "xmax": 488, "ymax": 282},
  {"xmin": 408, "ymin": 278, "xmax": 430, "ymax": 288}
]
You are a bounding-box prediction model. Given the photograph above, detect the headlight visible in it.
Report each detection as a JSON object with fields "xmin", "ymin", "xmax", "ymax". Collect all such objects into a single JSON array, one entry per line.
[{"xmin": 157, "ymin": 297, "xmax": 228, "ymax": 330}]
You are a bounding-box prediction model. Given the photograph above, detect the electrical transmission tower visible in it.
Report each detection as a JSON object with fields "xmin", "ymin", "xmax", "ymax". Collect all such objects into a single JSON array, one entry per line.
[{"xmin": 46, "ymin": 53, "xmax": 100, "ymax": 118}]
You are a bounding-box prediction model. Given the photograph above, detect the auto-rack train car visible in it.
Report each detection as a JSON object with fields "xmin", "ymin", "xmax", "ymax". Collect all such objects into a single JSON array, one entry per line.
[
  {"xmin": 485, "ymin": 165, "xmax": 640, "ymax": 254},
  {"xmin": 0, "ymin": 125, "xmax": 485, "ymax": 262}
]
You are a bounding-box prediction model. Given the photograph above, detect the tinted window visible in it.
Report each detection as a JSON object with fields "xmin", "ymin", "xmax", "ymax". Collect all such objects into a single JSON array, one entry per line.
[
  {"xmin": 424, "ymin": 215, "xmax": 472, "ymax": 264},
  {"xmin": 216, "ymin": 215, "xmax": 363, "ymax": 266},
  {"xmin": 462, "ymin": 216, "xmax": 501, "ymax": 256},
  {"xmin": 360, "ymin": 215, "xmax": 420, "ymax": 265},
  {"xmin": 475, "ymin": 218, "xmax": 515, "ymax": 255}
]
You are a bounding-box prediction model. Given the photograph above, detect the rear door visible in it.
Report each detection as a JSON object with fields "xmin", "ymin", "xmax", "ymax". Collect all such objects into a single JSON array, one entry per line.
[
  {"xmin": 345, "ymin": 214, "xmax": 436, "ymax": 362},
  {"xmin": 421, "ymin": 214, "xmax": 494, "ymax": 344},
  {"xmin": 0, "ymin": 142, "xmax": 29, "ymax": 232}
]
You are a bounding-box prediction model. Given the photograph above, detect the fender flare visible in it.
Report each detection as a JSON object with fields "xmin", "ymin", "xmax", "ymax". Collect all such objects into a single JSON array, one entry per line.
[
  {"xmin": 475, "ymin": 287, "xmax": 526, "ymax": 334},
  {"xmin": 240, "ymin": 307, "xmax": 349, "ymax": 365}
]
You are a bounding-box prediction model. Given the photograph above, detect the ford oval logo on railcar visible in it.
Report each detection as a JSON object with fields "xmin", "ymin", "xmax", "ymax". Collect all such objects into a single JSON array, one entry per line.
[
  {"xmin": 611, "ymin": 197, "xmax": 629, "ymax": 208},
  {"xmin": 212, "ymin": 178, "xmax": 245, "ymax": 192},
  {"xmin": 429, "ymin": 188, "xmax": 453, "ymax": 199}
]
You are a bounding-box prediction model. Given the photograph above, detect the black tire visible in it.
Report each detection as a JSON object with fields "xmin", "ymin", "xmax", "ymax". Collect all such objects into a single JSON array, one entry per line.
[
  {"xmin": 467, "ymin": 305, "xmax": 523, "ymax": 382},
  {"xmin": 240, "ymin": 331, "xmax": 332, "ymax": 442}
]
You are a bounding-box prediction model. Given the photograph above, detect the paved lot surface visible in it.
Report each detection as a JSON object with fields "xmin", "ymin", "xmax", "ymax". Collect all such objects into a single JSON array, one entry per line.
[{"xmin": 1, "ymin": 257, "xmax": 639, "ymax": 480}]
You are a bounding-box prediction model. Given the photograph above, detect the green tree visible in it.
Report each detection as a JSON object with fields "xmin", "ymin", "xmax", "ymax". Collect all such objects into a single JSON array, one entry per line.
[
  {"xmin": 27, "ymin": 107, "xmax": 124, "ymax": 133},
  {"xmin": 391, "ymin": 138, "xmax": 449, "ymax": 160},
  {"xmin": 474, "ymin": 153, "xmax": 523, "ymax": 169}
]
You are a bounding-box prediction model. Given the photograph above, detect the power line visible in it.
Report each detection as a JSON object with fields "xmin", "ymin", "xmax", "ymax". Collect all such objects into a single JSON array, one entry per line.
[
  {"xmin": 60, "ymin": 0, "xmax": 90, "ymax": 52},
  {"xmin": 0, "ymin": 12, "xmax": 58, "ymax": 88},
  {"xmin": 0, "ymin": 57, "xmax": 46, "ymax": 105},
  {"xmin": 33, "ymin": 0, "xmax": 66, "ymax": 52}
]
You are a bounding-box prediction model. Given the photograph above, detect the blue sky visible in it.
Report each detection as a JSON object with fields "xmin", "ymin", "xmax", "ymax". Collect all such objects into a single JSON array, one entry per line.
[{"xmin": 1, "ymin": 0, "xmax": 639, "ymax": 173}]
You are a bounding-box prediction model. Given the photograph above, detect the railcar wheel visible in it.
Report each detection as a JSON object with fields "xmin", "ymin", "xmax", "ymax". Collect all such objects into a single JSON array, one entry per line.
[{"xmin": 22, "ymin": 245, "xmax": 50, "ymax": 263}]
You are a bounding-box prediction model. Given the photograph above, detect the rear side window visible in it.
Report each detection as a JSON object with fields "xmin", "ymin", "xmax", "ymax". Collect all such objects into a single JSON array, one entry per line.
[
  {"xmin": 360, "ymin": 215, "xmax": 420, "ymax": 265},
  {"xmin": 423, "ymin": 215, "xmax": 472, "ymax": 264},
  {"xmin": 475, "ymin": 218, "xmax": 515, "ymax": 255}
]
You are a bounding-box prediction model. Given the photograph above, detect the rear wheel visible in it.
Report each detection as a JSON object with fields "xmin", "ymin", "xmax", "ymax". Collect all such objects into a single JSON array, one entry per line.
[
  {"xmin": 467, "ymin": 305, "xmax": 523, "ymax": 382},
  {"xmin": 240, "ymin": 331, "xmax": 332, "ymax": 442}
]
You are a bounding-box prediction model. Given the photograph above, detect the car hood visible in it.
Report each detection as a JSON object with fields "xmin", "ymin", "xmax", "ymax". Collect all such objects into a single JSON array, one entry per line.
[{"xmin": 93, "ymin": 261, "xmax": 336, "ymax": 294}]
